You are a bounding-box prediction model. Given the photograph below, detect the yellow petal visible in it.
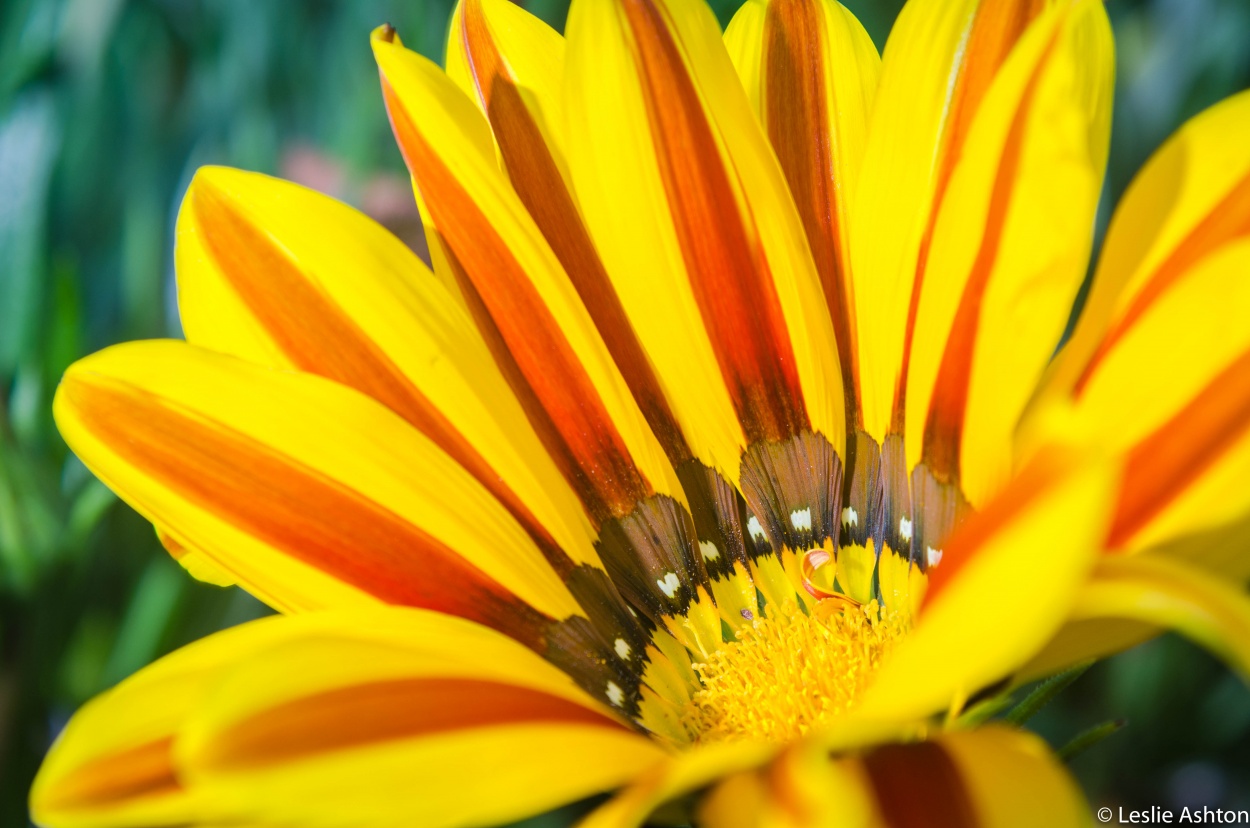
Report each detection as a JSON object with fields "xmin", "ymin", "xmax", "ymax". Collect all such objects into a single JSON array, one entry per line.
[
  {"xmin": 31, "ymin": 614, "xmax": 295, "ymax": 828},
  {"xmin": 564, "ymin": 0, "xmax": 844, "ymax": 479},
  {"xmin": 373, "ymin": 28, "xmax": 684, "ymax": 523},
  {"xmin": 56, "ymin": 339, "xmax": 582, "ymax": 622},
  {"xmin": 1044, "ymin": 89, "xmax": 1250, "ymax": 404},
  {"xmin": 724, "ymin": 0, "xmax": 880, "ymax": 420},
  {"xmin": 851, "ymin": 0, "xmax": 1056, "ymax": 445},
  {"xmin": 855, "ymin": 445, "xmax": 1113, "ymax": 722},
  {"xmin": 904, "ymin": 0, "xmax": 1113, "ymax": 508},
  {"xmin": 1017, "ymin": 616, "xmax": 1156, "ymax": 682},
  {"xmin": 695, "ymin": 741, "xmax": 876, "ymax": 828},
  {"xmin": 33, "ymin": 608, "xmax": 663, "ymax": 828},
  {"xmin": 885, "ymin": 730, "xmax": 1090, "ymax": 825},
  {"xmin": 446, "ymin": 0, "xmax": 567, "ymax": 180},
  {"xmin": 176, "ymin": 165, "xmax": 600, "ymax": 572},
  {"xmin": 1067, "ymin": 556, "xmax": 1250, "ymax": 683},
  {"xmin": 445, "ymin": 0, "xmax": 693, "ymax": 469},
  {"xmin": 57, "ymin": 340, "xmax": 658, "ymax": 711},
  {"xmin": 156, "ymin": 527, "xmax": 236, "ymax": 588},
  {"xmin": 1028, "ymin": 91, "xmax": 1250, "ymax": 556},
  {"xmin": 578, "ymin": 742, "xmax": 781, "ymax": 828},
  {"xmin": 177, "ymin": 610, "xmax": 663, "ymax": 828}
]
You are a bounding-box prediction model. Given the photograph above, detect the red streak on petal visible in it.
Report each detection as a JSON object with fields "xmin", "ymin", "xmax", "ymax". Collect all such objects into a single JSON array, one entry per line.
[
  {"xmin": 1108, "ymin": 347, "xmax": 1250, "ymax": 549},
  {"xmin": 623, "ymin": 0, "xmax": 808, "ymax": 445},
  {"xmin": 40, "ymin": 738, "xmax": 180, "ymax": 810},
  {"xmin": 763, "ymin": 0, "xmax": 858, "ymax": 425},
  {"xmin": 201, "ymin": 677, "xmax": 624, "ymax": 770},
  {"xmin": 64, "ymin": 376, "xmax": 552, "ymax": 648},
  {"xmin": 1075, "ymin": 170, "xmax": 1250, "ymax": 396},
  {"xmin": 379, "ymin": 72, "xmax": 651, "ymax": 524}
]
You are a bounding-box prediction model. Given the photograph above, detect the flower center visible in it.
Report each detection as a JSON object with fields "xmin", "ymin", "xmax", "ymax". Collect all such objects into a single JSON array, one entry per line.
[{"xmin": 683, "ymin": 598, "xmax": 908, "ymax": 743}]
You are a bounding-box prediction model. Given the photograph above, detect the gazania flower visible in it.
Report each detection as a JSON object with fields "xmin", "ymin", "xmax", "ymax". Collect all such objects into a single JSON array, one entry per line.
[{"xmin": 30, "ymin": 0, "xmax": 1250, "ymax": 824}]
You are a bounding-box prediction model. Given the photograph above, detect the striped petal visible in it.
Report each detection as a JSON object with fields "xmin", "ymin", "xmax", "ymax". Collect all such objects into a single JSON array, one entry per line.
[
  {"xmin": 375, "ymin": 25, "xmax": 738, "ymax": 657},
  {"xmin": 34, "ymin": 609, "xmax": 665, "ymax": 828},
  {"xmin": 177, "ymin": 165, "xmax": 599, "ymax": 577},
  {"xmin": 446, "ymin": 0, "xmax": 693, "ymax": 469},
  {"xmin": 855, "ymin": 445, "xmax": 1113, "ymax": 722},
  {"xmin": 694, "ymin": 741, "xmax": 876, "ymax": 828},
  {"xmin": 562, "ymin": 0, "xmax": 849, "ymax": 625},
  {"xmin": 1065, "ymin": 556, "xmax": 1250, "ymax": 682},
  {"xmin": 563, "ymin": 0, "xmax": 845, "ymax": 492},
  {"xmin": 693, "ymin": 727, "xmax": 1085, "ymax": 828},
  {"xmin": 30, "ymin": 615, "xmax": 293, "ymax": 828},
  {"xmin": 373, "ymin": 28, "xmax": 679, "ymax": 525},
  {"xmin": 578, "ymin": 720, "xmax": 913, "ymax": 828},
  {"xmin": 903, "ymin": 0, "xmax": 1113, "ymax": 512},
  {"xmin": 854, "ymin": 727, "xmax": 1088, "ymax": 828},
  {"xmin": 851, "ymin": 0, "xmax": 1056, "ymax": 448},
  {"xmin": 53, "ymin": 340, "xmax": 645, "ymax": 710},
  {"xmin": 1034, "ymin": 91, "xmax": 1250, "ymax": 557},
  {"xmin": 724, "ymin": 0, "xmax": 880, "ymax": 423}
]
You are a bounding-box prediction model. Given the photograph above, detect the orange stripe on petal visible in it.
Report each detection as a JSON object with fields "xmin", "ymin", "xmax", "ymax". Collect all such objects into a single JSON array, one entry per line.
[
  {"xmin": 762, "ymin": 0, "xmax": 857, "ymax": 421},
  {"xmin": 200, "ymin": 677, "xmax": 625, "ymax": 772},
  {"xmin": 63, "ymin": 376, "xmax": 553, "ymax": 647},
  {"xmin": 39, "ymin": 738, "xmax": 180, "ymax": 812},
  {"xmin": 922, "ymin": 446, "xmax": 1067, "ymax": 606},
  {"xmin": 188, "ymin": 182, "xmax": 574, "ymax": 562},
  {"xmin": 623, "ymin": 0, "xmax": 807, "ymax": 445},
  {"xmin": 896, "ymin": 0, "xmax": 1049, "ymax": 430},
  {"xmin": 380, "ymin": 72, "xmax": 650, "ymax": 525},
  {"xmin": 1076, "ymin": 170, "xmax": 1250, "ymax": 395},
  {"xmin": 458, "ymin": 1, "xmax": 691, "ymax": 464},
  {"xmin": 920, "ymin": 27, "xmax": 1058, "ymax": 480},
  {"xmin": 1108, "ymin": 347, "xmax": 1250, "ymax": 549}
]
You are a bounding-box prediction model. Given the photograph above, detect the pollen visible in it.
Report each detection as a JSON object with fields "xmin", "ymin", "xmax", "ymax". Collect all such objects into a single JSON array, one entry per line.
[{"xmin": 683, "ymin": 599, "xmax": 907, "ymax": 743}]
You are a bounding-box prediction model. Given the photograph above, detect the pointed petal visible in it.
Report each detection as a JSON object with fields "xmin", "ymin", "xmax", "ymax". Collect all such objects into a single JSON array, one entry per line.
[
  {"xmin": 446, "ymin": 0, "xmax": 692, "ymax": 468},
  {"xmin": 564, "ymin": 0, "xmax": 845, "ymax": 478},
  {"xmin": 855, "ymin": 445, "xmax": 1114, "ymax": 722},
  {"xmin": 376, "ymin": 26, "xmax": 735, "ymax": 655},
  {"xmin": 904, "ymin": 0, "xmax": 1113, "ymax": 507},
  {"xmin": 1046, "ymin": 89, "xmax": 1250, "ymax": 403},
  {"xmin": 31, "ymin": 615, "xmax": 296, "ymax": 828},
  {"xmin": 725, "ymin": 0, "xmax": 880, "ymax": 420},
  {"xmin": 373, "ymin": 28, "xmax": 681, "ymax": 525},
  {"xmin": 1031, "ymin": 92, "xmax": 1250, "ymax": 554},
  {"xmin": 176, "ymin": 610, "xmax": 663, "ymax": 828},
  {"xmin": 858, "ymin": 727, "xmax": 1087, "ymax": 828},
  {"xmin": 33, "ymin": 609, "xmax": 663, "ymax": 828},
  {"xmin": 1066, "ymin": 556, "xmax": 1250, "ymax": 683},
  {"xmin": 851, "ymin": 0, "xmax": 1054, "ymax": 444},
  {"xmin": 694, "ymin": 741, "xmax": 876, "ymax": 828},
  {"xmin": 177, "ymin": 165, "xmax": 600, "ymax": 573},
  {"xmin": 54, "ymin": 342, "xmax": 653, "ymax": 711},
  {"xmin": 1016, "ymin": 617, "xmax": 1156, "ymax": 682}
]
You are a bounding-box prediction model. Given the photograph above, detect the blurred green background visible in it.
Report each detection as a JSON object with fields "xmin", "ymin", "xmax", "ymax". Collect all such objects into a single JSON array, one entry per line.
[{"xmin": 1, "ymin": 0, "xmax": 1248, "ymax": 824}]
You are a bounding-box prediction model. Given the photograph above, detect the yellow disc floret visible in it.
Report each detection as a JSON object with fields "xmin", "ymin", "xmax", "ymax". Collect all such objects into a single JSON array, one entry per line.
[{"xmin": 684, "ymin": 598, "xmax": 908, "ymax": 743}]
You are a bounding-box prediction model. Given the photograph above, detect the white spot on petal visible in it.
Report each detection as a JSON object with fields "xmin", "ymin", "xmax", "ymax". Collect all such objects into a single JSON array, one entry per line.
[
  {"xmin": 790, "ymin": 508, "xmax": 812, "ymax": 532},
  {"xmin": 657, "ymin": 571, "xmax": 681, "ymax": 599},
  {"xmin": 699, "ymin": 540, "xmax": 720, "ymax": 561},
  {"xmin": 606, "ymin": 681, "xmax": 624, "ymax": 707},
  {"xmin": 899, "ymin": 517, "xmax": 913, "ymax": 541},
  {"xmin": 926, "ymin": 546, "xmax": 943, "ymax": 568},
  {"xmin": 747, "ymin": 516, "xmax": 767, "ymax": 541},
  {"xmin": 842, "ymin": 506, "xmax": 858, "ymax": 528},
  {"xmin": 614, "ymin": 638, "xmax": 631, "ymax": 659}
]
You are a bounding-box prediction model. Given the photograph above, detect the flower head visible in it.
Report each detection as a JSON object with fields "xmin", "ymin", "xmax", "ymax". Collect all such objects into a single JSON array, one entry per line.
[{"xmin": 31, "ymin": 0, "xmax": 1250, "ymax": 825}]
